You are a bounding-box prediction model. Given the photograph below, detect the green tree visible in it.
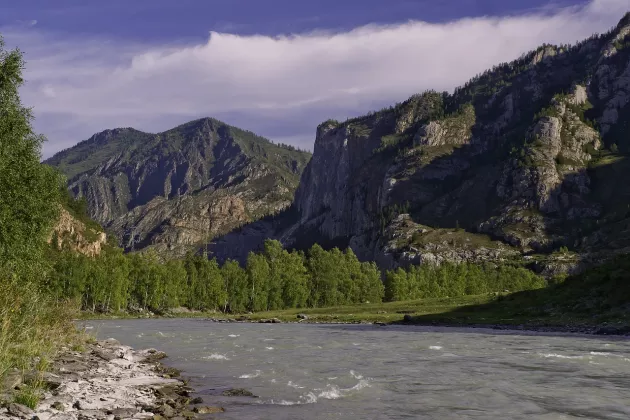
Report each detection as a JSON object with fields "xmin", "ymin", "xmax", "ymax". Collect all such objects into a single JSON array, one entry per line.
[
  {"xmin": 222, "ymin": 259, "xmax": 248, "ymax": 313},
  {"xmin": 359, "ymin": 261, "xmax": 385, "ymax": 303},
  {"xmin": 307, "ymin": 244, "xmax": 343, "ymax": 307},
  {"xmin": 196, "ymin": 257, "xmax": 226, "ymax": 311},
  {"xmin": 0, "ymin": 38, "xmax": 62, "ymax": 273},
  {"xmin": 263, "ymin": 240, "xmax": 286, "ymax": 310},
  {"xmin": 384, "ymin": 268, "xmax": 408, "ymax": 301},
  {"xmin": 280, "ymin": 250, "xmax": 309, "ymax": 309},
  {"xmin": 246, "ymin": 252, "xmax": 270, "ymax": 312}
]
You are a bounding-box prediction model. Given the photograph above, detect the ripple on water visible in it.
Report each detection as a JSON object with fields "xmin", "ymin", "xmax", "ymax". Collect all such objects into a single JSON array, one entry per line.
[
  {"xmin": 239, "ymin": 370, "xmax": 261, "ymax": 379},
  {"xmin": 538, "ymin": 353, "xmax": 587, "ymax": 360},
  {"xmin": 202, "ymin": 353, "xmax": 230, "ymax": 361},
  {"xmin": 262, "ymin": 371, "xmax": 371, "ymax": 406}
]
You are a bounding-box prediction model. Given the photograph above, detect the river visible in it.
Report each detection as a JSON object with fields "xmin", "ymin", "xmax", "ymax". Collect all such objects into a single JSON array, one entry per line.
[{"xmin": 84, "ymin": 319, "xmax": 630, "ymax": 420}]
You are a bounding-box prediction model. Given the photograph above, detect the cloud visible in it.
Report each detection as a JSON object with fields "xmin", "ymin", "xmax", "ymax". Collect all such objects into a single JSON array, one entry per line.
[{"xmin": 1, "ymin": 0, "xmax": 628, "ymax": 158}]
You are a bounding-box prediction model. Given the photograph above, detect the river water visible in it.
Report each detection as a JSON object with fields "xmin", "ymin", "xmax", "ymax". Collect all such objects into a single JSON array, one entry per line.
[{"xmin": 84, "ymin": 319, "xmax": 630, "ymax": 420}]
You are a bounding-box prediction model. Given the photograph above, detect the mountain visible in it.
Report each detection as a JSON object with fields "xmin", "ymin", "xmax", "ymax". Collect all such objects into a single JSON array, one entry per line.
[
  {"xmin": 211, "ymin": 13, "xmax": 630, "ymax": 276},
  {"xmin": 46, "ymin": 118, "xmax": 311, "ymax": 257}
]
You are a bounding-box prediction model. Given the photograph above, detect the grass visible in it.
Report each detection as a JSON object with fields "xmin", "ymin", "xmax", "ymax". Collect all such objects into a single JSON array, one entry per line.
[
  {"xmin": 0, "ymin": 275, "xmax": 83, "ymax": 405},
  {"xmin": 79, "ymin": 295, "xmax": 495, "ymax": 323},
  {"xmin": 409, "ymin": 227, "xmax": 503, "ymax": 250},
  {"xmin": 79, "ymin": 291, "xmax": 625, "ymax": 329},
  {"xmin": 13, "ymin": 385, "xmax": 41, "ymax": 409}
]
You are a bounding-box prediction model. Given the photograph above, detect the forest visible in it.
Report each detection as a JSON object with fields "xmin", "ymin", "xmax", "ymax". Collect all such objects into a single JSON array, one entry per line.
[{"xmin": 46, "ymin": 238, "xmax": 546, "ymax": 314}]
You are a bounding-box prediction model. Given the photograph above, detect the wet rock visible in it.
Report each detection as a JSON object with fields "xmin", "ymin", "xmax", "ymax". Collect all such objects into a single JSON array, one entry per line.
[
  {"xmin": 7, "ymin": 403, "xmax": 34, "ymax": 418},
  {"xmin": 93, "ymin": 349, "xmax": 118, "ymax": 362},
  {"xmin": 51, "ymin": 401, "xmax": 66, "ymax": 411},
  {"xmin": 193, "ymin": 406, "xmax": 225, "ymax": 414},
  {"xmin": 258, "ymin": 318, "xmax": 282, "ymax": 324},
  {"xmin": 190, "ymin": 397, "xmax": 203, "ymax": 404},
  {"xmin": 156, "ymin": 404, "xmax": 175, "ymax": 418},
  {"xmin": 154, "ymin": 363, "xmax": 180, "ymax": 378},
  {"xmin": 221, "ymin": 388, "xmax": 258, "ymax": 398},
  {"xmin": 141, "ymin": 351, "xmax": 168, "ymax": 364}
]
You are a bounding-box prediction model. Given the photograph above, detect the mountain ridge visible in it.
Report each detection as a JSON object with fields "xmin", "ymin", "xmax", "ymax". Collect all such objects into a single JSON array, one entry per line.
[
  {"xmin": 46, "ymin": 117, "xmax": 312, "ymax": 257},
  {"xmin": 209, "ymin": 12, "xmax": 630, "ymax": 276}
]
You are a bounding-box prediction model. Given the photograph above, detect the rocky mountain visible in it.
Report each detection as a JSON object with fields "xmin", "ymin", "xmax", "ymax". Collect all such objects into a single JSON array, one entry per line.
[
  {"xmin": 211, "ymin": 13, "xmax": 630, "ymax": 275},
  {"xmin": 46, "ymin": 118, "xmax": 311, "ymax": 257},
  {"xmin": 48, "ymin": 206, "xmax": 108, "ymax": 257}
]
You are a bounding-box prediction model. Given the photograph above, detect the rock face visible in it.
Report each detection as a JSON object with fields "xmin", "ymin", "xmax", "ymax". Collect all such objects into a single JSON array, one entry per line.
[
  {"xmin": 48, "ymin": 207, "xmax": 108, "ymax": 257},
  {"xmin": 212, "ymin": 14, "xmax": 630, "ymax": 274},
  {"xmin": 46, "ymin": 118, "xmax": 311, "ymax": 258}
]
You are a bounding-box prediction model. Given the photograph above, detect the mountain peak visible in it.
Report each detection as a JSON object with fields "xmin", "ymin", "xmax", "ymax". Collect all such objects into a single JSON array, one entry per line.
[
  {"xmin": 48, "ymin": 117, "xmax": 311, "ymax": 257},
  {"xmin": 616, "ymin": 11, "xmax": 630, "ymax": 29}
]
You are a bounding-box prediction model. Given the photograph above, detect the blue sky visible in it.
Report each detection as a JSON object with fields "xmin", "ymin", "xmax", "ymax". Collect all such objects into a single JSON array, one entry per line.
[{"xmin": 0, "ymin": 0, "xmax": 627, "ymax": 157}]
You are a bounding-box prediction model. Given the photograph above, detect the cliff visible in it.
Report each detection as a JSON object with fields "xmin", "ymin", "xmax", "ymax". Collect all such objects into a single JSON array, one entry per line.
[
  {"xmin": 48, "ymin": 207, "xmax": 108, "ymax": 257},
  {"xmin": 211, "ymin": 13, "xmax": 630, "ymax": 274}
]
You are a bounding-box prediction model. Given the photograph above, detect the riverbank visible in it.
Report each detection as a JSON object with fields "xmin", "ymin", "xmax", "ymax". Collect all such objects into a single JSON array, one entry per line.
[
  {"xmin": 0, "ymin": 339, "xmax": 223, "ymax": 420},
  {"xmin": 78, "ymin": 292, "xmax": 630, "ymax": 337}
]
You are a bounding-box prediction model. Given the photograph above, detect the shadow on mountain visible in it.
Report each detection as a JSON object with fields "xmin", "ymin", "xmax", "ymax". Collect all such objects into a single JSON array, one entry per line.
[
  {"xmin": 404, "ymin": 253, "xmax": 630, "ymax": 331},
  {"xmin": 206, "ymin": 205, "xmax": 299, "ymax": 264}
]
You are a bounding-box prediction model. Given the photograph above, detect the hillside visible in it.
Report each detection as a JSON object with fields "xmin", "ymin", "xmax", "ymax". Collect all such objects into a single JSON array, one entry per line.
[
  {"xmin": 46, "ymin": 118, "xmax": 311, "ymax": 257},
  {"xmin": 211, "ymin": 13, "xmax": 630, "ymax": 275}
]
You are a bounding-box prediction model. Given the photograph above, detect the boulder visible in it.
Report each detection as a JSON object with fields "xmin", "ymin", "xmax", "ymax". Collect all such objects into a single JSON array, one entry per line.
[
  {"xmin": 221, "ymin": 388, "xmax": 258, "ymax": 398},
  {"xmin": 193, "ymin": 406, "xmax": 225, "ymax": 414}
]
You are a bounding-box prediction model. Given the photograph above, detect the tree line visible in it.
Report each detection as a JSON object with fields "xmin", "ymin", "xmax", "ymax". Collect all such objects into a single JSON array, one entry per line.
[
  {"xmin": 384, "ymin": 262, "xmax": 546, "ymax": 302},
  {"xmin": 45, "ymin": 238, "xmax": 546, "ymax": 314}
]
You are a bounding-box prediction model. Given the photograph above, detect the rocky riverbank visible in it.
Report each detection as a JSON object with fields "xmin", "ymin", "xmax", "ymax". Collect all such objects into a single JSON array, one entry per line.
[
  {"xmin": 0, "ymin": 339, "xmax": 223, "ymax": 420},
  {"xmin": 203, "ymin": 316, "xmax": 630, "ymax": 337}
]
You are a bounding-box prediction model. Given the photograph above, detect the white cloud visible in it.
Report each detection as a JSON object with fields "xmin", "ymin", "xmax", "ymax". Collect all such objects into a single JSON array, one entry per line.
[{"xmin": 1, "ymin": 0, "xmax": 628, "ymax": 157}]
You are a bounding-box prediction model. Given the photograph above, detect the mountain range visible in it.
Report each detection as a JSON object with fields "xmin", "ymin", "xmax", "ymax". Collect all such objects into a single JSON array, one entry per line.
[
  {"xmin": 45, "ymin": 118, "xmax": 311, "ymax": 257},
  {"xmin": 48, "ymin": 13, "xmax": 630, "ymax": 276}
]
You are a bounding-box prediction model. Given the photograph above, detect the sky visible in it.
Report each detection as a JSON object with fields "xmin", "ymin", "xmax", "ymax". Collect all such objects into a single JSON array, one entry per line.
[{"xmin": 0, "ymin": 0, "xmax": 628, "ymax": 158}]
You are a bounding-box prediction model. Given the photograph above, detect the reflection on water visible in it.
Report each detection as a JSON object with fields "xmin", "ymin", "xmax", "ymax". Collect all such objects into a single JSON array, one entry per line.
[{"xmin": 86, "ymin": 319, "xmax": 630, "ymax": 420}]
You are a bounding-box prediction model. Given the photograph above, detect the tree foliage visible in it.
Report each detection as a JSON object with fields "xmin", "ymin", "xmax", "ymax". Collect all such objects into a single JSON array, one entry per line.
[{"xmin": 0, "ymin": 39, "xmax": 61, "ymax": 271}]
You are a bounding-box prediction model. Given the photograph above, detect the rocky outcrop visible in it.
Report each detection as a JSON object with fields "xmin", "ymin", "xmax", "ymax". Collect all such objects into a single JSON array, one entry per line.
[
  {"xmin": 46, "ymin": 118, "xmax": 311, "ymax": 258},
  {"xmin": 48, "ymin": 208, "xmax": 107, "ymax": 257}
]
